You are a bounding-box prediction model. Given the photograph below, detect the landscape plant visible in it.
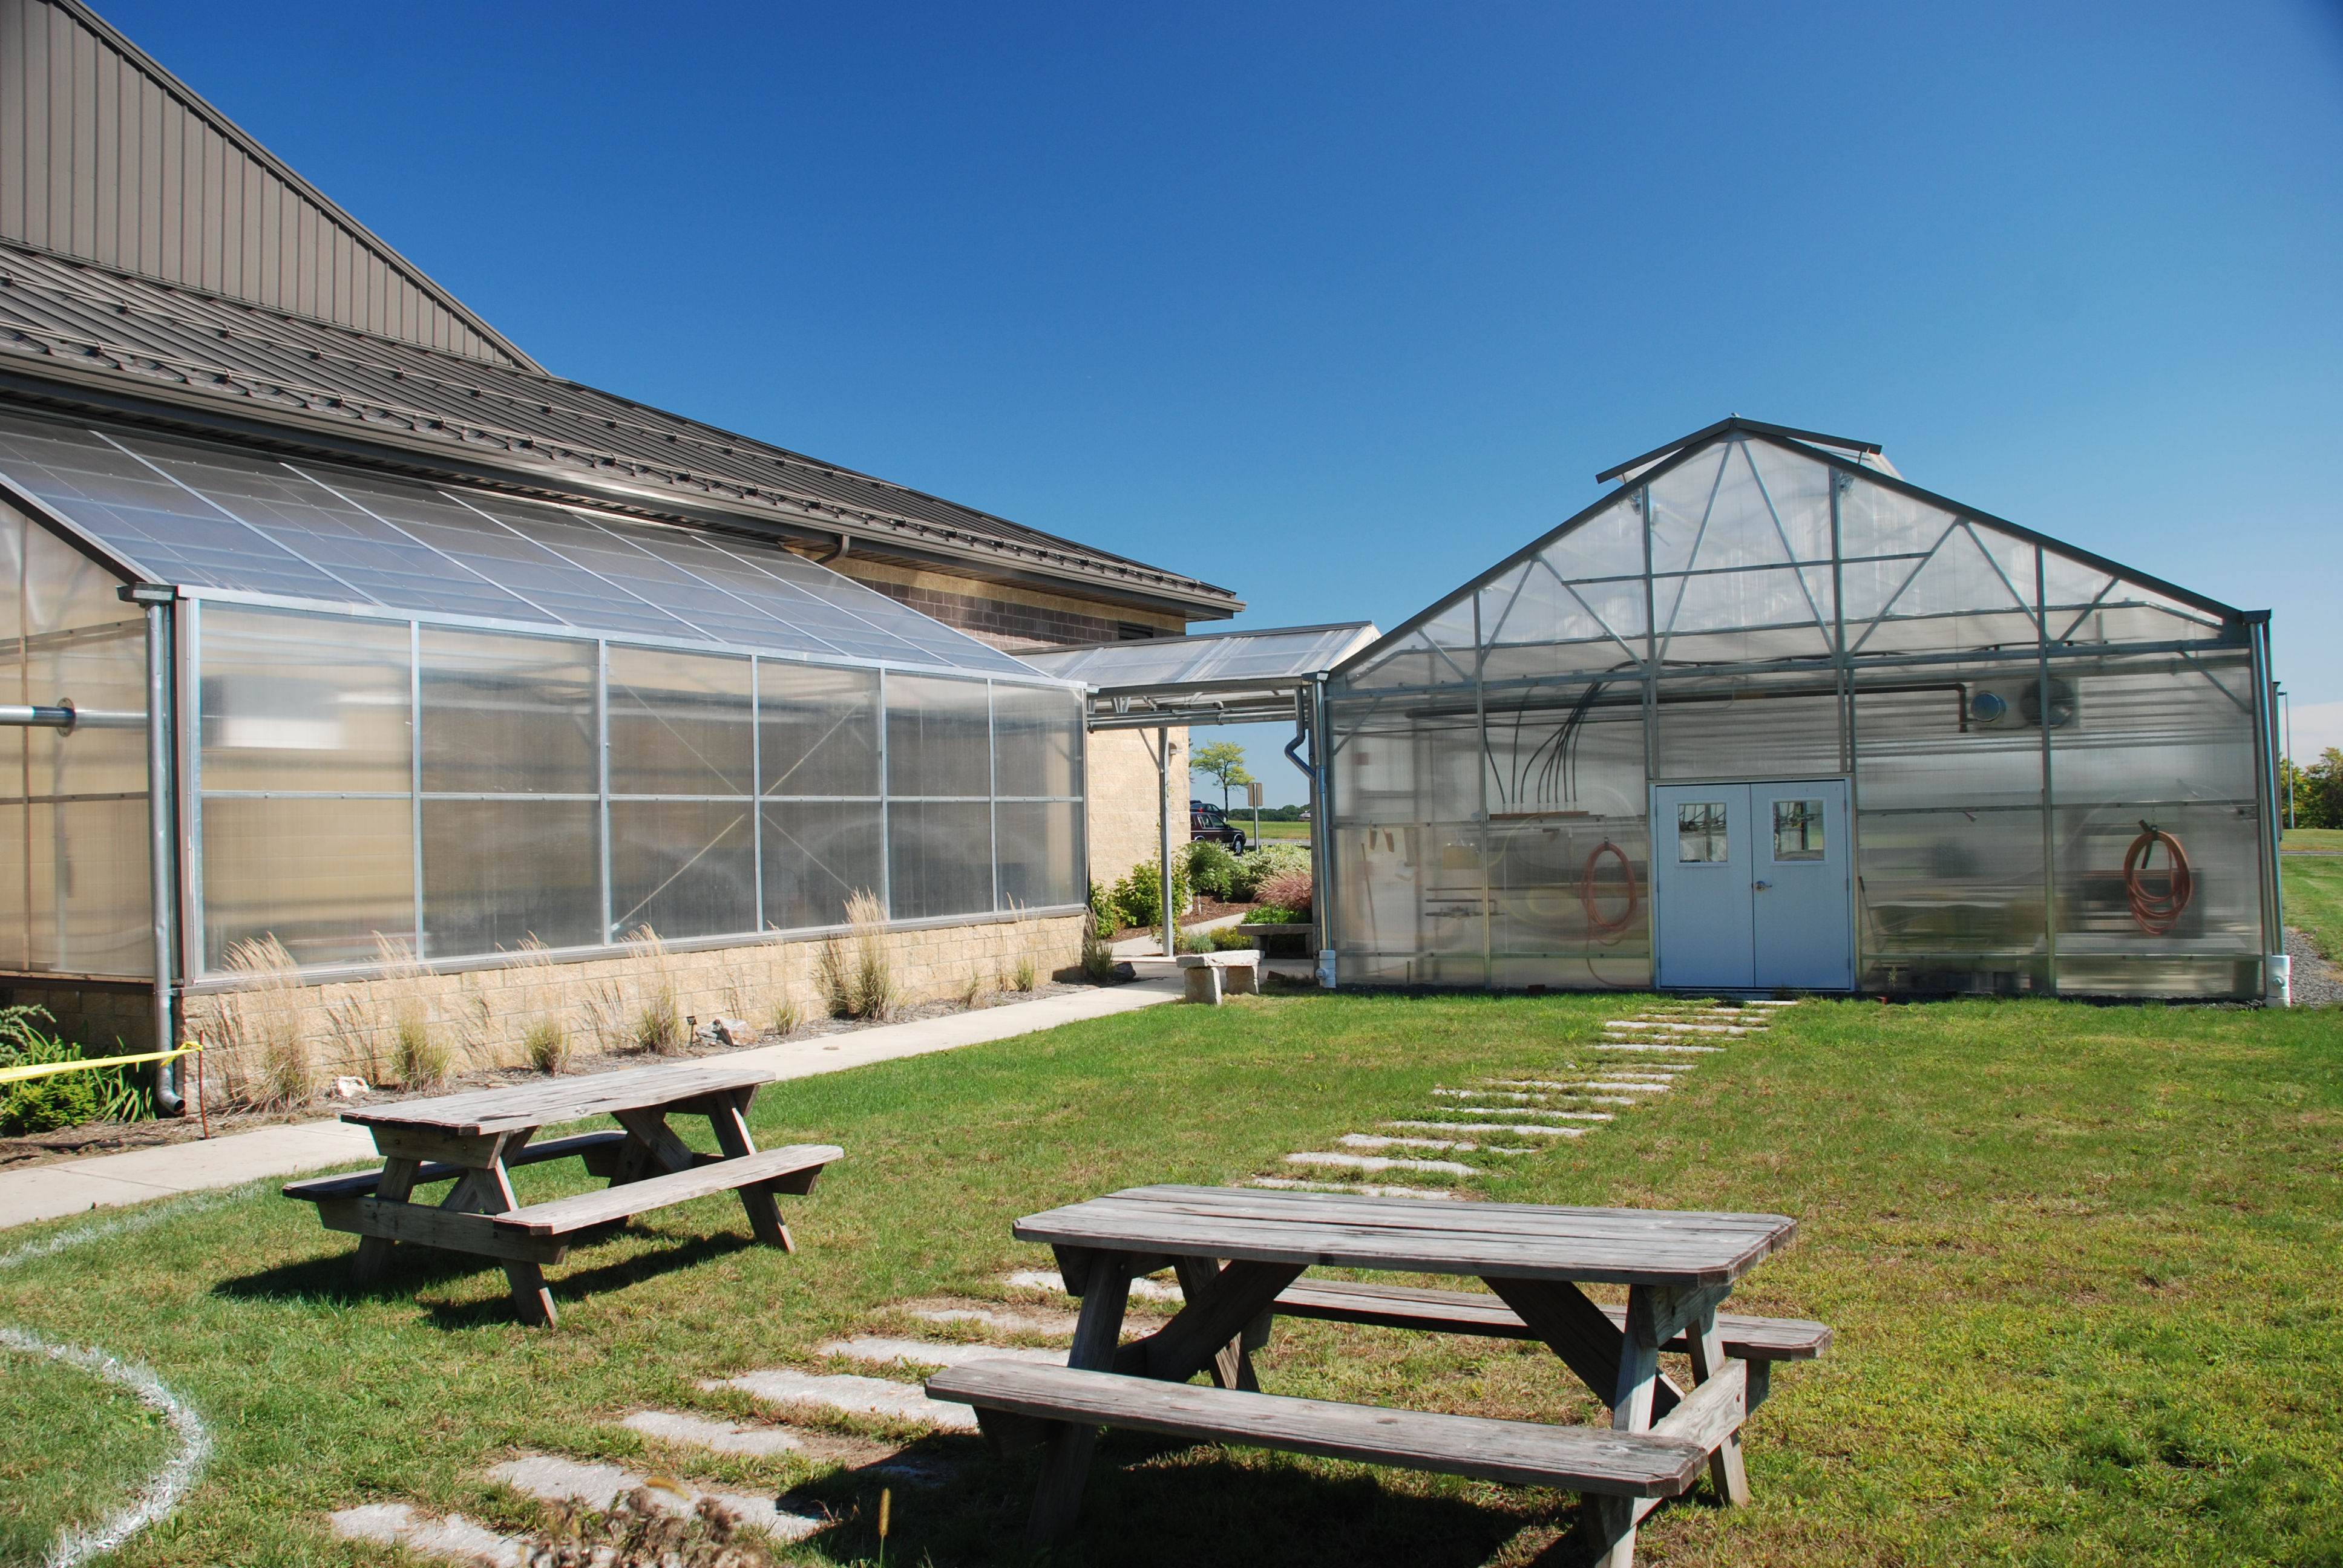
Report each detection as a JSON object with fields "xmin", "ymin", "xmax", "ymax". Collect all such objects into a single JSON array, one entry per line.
[
  {"xmin": 1109, "ymin": 854, "xmax": 1191, "ymax": 930},
  {"xmin": 375, "ymin": 935, "xmax": 454, "ymax": 1089},
  {"xmin": 816, "ymin": 891, "xmax": 900, "ymax": 1022},
  {"xmin": 1182, "ymin": 840, "xmax": 1242, "ymax": 900},
  {"xmin": 511, "ymin": 937, "xmax": 574, "ymax": 1074},
  {"xmin": 208, "ymin": 935, "xmax": 313, "ymax": 1109},
  {"xmin": 624, "ymin": 926, "xmax": 687, "ymax": 1054},
  {"xmin": 0, "ymin": 1006, "xmax": 100, "ymax": 1134},
  {"xmin": 1079, "ymin": 909, "xmax": 1118, "ymax": 984},
  {"xmin": 1230, "ymin": 842, "xmax": 1311, "ymax": 901}
]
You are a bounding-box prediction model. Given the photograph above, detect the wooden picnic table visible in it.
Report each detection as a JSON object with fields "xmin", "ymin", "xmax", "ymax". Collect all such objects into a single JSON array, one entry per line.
[
  {"xmin": 284, "ymin": 1061, "xmax": 840, "ymax": 1326},
  {"xmin": 975, "ymin": 1183, "xmax": 1801, "ymax": 1561}
]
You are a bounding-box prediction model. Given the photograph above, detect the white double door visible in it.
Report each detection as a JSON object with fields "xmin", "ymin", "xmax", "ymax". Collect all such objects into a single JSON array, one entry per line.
[{"xmin": 1652, "ymin": 779, "xmax": 1852, "ymax": 991}]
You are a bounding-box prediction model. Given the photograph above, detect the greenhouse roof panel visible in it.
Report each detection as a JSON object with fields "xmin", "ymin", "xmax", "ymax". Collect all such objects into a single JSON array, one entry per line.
[
  {"xmin": 1017, "ymin": 622, "xmax": 1380, "ymax": 691},
  {"xmin": 0, "ymin": 411, "xmax": 1038, "ymax": 676}
]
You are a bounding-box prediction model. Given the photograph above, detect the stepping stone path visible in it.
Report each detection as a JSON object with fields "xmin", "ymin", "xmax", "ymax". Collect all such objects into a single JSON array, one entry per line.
[{"xmin": 1245, "ymin": 998, "xmax": 1796, "ymax": 1200}]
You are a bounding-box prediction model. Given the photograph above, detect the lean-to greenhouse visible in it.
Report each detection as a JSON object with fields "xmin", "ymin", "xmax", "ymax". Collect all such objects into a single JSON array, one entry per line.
[{"xmin": 1317, "ymin": 419, "xmax": 2283, "ymax": 1000}]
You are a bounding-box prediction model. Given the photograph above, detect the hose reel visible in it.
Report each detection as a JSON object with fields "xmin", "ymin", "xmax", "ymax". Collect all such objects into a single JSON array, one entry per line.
[
  {"xmin": 1579, "ymin": 840, "xmax": 1639, "ymax": 947},
  {"xmin": 2122, "ymin": 822, "xmax": 2194, "ymax": 936}
]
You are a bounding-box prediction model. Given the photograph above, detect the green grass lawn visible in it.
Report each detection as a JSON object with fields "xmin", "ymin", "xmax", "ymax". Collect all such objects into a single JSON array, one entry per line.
[
  {"xmin": 1, "ymin": 994, "xmax": 2338, "ymax": 1566},
  {"xmin": 2284, "ymin": 852, "xmax": 2343, "ymax": 957},
  {"xmin": 0, "ymin": 1341, "xmax": 175, "ymax": 1561},
  {"xmin": 1240, "ymin": 818, "xmax": 1312, "ymax": 841},
  {"xmin": 2284, "ymin": 829, "xmax": 2343, "ymax": 852}
]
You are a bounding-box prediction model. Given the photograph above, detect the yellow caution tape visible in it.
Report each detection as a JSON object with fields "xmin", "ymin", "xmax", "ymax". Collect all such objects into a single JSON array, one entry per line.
[{"xmin": 0, "ymin": 1042, "xmax": 200, "ymax": 1086}]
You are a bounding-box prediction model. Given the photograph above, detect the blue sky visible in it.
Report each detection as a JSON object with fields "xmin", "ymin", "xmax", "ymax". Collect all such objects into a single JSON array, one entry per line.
[{"xmin": 102, "ymin": 1, "xmax": 2343, "ymax": 794}]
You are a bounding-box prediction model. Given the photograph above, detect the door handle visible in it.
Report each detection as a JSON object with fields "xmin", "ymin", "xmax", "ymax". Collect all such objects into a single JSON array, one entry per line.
[{"xmin": 1751, "ymin": 880, "xmax": 1772, "ymax": 890}]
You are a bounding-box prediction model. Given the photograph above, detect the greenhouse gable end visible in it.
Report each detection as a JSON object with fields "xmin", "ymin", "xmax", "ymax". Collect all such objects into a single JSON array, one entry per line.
[{"xmin": 1322, "ymin": 419, "xmax": 2282, "ymax": 1000}]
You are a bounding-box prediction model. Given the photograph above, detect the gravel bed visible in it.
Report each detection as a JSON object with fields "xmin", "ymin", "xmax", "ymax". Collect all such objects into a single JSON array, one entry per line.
[{"xmin": 2283, "ymin": 927, "xmax": 2342, "ymax": 1008}]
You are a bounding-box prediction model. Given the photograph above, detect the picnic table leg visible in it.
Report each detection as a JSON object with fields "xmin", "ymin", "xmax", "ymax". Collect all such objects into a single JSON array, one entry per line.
[
  {"xmin": 469, "ymin": 1160, "xmax": 558, "ymax": 1328},
  {"xmin": 1169, "ymin": 1256, "xmax": 1259, "ymax": 1391},
  {"xmin": 347, "ymin": 1157, "xmax": 419, "ymax": 1287},
  {"xmin": 611, "ymin": 1107, "xmax": 698, "ymax": 1178},
  {"xmin": 1026, "ymin": 1247, "xmax": 1133, "ymax": 1547},
  {"xmin": 1685, "ymin": 1305, "xmax": 1752, "ymax": 1506},
  {"xmin": 707, "ymin": 1089, "xmax": 793, "ymax": 1252}
]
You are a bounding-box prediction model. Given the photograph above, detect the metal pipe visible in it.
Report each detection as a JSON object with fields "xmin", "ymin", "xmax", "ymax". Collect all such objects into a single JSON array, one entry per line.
[
  {"xmin": 145, "ymin": 601, "xmax": 182, "ymax": 1115},
  {"xmin": 0, "ymin": 702, "xmax": 144, "ymax": 729},
  {"xmin": 1157, "ymin": 725, "xmax": 1173, "ymax": 959}
]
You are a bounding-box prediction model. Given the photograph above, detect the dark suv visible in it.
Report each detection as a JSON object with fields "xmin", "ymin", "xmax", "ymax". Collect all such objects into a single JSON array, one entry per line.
[{"xmin": 1189, "ymin": 799, "xmax": 1248, "ymax": 854}]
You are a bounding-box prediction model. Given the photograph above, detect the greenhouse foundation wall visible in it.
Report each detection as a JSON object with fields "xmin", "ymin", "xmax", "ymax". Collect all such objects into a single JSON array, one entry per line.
[{"xmin": 7, "ymin": 910, "xmax": 1084, "ymax": 1097}]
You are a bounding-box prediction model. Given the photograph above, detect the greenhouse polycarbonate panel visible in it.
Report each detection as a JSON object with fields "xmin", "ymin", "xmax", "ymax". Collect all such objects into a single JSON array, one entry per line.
[
  {"xmin": 201, "ymin": 797, "xmax": 413, "ymax": 971},
  {"xmin": 606, "ymin": 647, "xmax": 753, "ymax": 799},
  {"xmin": 990, "ymin": 684, "xmax": 1083, "ymax": 799},
  {"xmin": 0, "ymin": 411, "xmax": 1038, "ymax": 676},
  {"xmin": 761, "ymin": 800, "xmax": 883, "ymax": 930},
  {"xmin": 198, "ymin": 607, "xmax": 413, "ymax": 794},
  {"xmin": 1015, "ymin": 623, "xmax": 1378, "ymax": 689},
  {"xmin": 421, "ymin": 798, "xmax": 600, "ymax": 956},
  {"xmin": 996, "ymin": 801, "xmax": 1083, "ymax": 911},
  {"xmin": 886, "ymin": 675, "xmax": 991, "ymax": 799},
  {"xmin": 609, "ymin": 800, "xmax": 756, "ymax": 941},
  {"xmin": 887, "ymin": 800, "xmax": 994, "ymax": 919},
  {"xmin": 0, "ymin": 414, "xmax": 349, "ymax": 601},
  {"xmin": 761, "ymin": 665, "xmax": 880, "ymax": 799},
  {"xmin": 421, "ymin": 629, "xmax": 598, "ymax": 796}
]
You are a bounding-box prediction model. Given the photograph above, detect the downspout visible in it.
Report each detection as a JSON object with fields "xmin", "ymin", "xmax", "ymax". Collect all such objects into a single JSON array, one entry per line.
[
  {"xmin": 818, "ymin": 533, "xmax": 851, "ymax": 566},
  {"xmin": 1311, "ymin": 676, "xmax": 1337, "ymax": 988},
  {"xmin": 133, "ymin": 587, "xmax": 182, "ymax": 1113},
  {"xmin": 1158, "ymin": 726, "xmax": 1174, "ymax": 959}
]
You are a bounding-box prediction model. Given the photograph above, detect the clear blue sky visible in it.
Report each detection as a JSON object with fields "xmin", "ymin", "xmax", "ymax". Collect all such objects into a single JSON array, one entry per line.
[{"xmin": 102, "ymin": 1, "xmax": 2343, "ymax": 791}]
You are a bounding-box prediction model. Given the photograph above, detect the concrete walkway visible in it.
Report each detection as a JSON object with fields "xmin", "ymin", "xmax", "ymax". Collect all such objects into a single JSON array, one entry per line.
[{"xmin": 0, "ymin": 975, "xmax": 1183, "ymax": 1232}]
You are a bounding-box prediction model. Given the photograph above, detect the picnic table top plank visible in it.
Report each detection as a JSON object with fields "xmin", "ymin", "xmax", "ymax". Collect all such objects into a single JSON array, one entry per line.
[
  {"xmin": 1015, "ymin": 1184, "xmax": 1795, "ymax": 1287},
  {"xmin": 341, "ymin": 1062, "xmax": 778, "ymax": 1137}
]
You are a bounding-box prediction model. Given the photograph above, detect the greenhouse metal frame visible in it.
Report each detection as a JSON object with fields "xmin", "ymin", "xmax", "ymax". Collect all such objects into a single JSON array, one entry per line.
[
  {"xmin": 0, "ymin": 407, "xmax": 1089, "ymax": 1060},
  {"xmin": 1319, "ymin": 419, "xmax": 2282, "ymax": 999}
]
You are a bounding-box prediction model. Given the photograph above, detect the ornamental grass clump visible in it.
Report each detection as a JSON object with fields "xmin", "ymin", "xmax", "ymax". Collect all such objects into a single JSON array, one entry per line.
[
  {"xmin": 214, "ymin": 934, "xmax": 315, "ymax": 1109},
  {"xmin": 1080, "ymin": 910, "xmax": 1118, "ymax": 985},
  {"xmin": 513, "ymin": 936, "xmax": 573, "ymax": 1074},
  {"xmin": 624, "ymin": 926, "xmax": 686, "ymax": 1054},
  {"xmin": 373, "ymin": 935, "xmax": 453, "ymax": 1090},
  {"xmin": 818, "ymin": 891, "xmax": 899, "ymax": 1022}
]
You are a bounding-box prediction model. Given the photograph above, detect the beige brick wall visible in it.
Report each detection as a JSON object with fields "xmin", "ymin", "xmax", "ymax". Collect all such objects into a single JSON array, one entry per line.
[
  {"xmin": 1086, "ymin": 727, "xmax": 1184, "ymax": 897},
  {"xmin": 163, "ymin": 911, "xmax": 1083, "ymax": 1103}
]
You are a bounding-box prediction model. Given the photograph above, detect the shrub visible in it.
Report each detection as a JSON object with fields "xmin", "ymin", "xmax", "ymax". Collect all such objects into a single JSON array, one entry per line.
[
  {"xmin": 1231, "ymin": 843, "xmax": 1311, "ymax": 901},
  {"xmin": 1110, "ymin": 855, "xmax": 1191, "ymax": 931},
  {"xmin": 0, "ymin": 1007, "xmax": 98, "ymax": 1134},
  {"xmin": 1183, "ymin": 840, "xmax": 1242, "ymax": 901},
  {"xmin": 1242, "ymin": 904, "xmax": 1302, "ymax": 925},
  {"xmin": 1207, "ymin": 926, "xmax": 1256, "ymax": 952},
  {"xmin": 1255, "ymin": 867, "xmax": 1315, "ymax": 913},
  {"xmin": 817, "ymin": 890, "xmax": 900, "ymax": 1021}
]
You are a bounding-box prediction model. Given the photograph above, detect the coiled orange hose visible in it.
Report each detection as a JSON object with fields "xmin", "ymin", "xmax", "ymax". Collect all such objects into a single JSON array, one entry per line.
[
  {"xmin": 2123, "ymin": 824, "xmax": 2193, "ymax": 936},
  {"xmin": 1581, "ymin": 840, "xmax": 1639, "ymax": 946}
]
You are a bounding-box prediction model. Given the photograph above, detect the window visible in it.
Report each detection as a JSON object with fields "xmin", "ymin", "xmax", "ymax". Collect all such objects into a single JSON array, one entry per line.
[
  {"xmin": 1677, "ymin": 802, "xmax": 1728, "ymax": 863},
  {"xmin": 1772, "ymin": 798, "xmax": 1825, "ymax": 860}
]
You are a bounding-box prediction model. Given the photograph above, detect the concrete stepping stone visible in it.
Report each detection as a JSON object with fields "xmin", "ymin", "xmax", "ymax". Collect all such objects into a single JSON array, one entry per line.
[
  {"xmin": 1005, "ymin": 1269, "xmax": 1184, "ymax": 1302},
  {"xmin": 816, "ymin": 1336, "xmax": 1066, "ymax": 1369},
  {"xmin": 704, "ymin": 1368, "xmax": 980, "ymax": 1432},
  {"xmin": 1246, "ymin": 1176, "xmax": 1464, "ymax": 1199},
  {"xmin": 1605, "ymin": 1020, "xmax": 1746, "ymax": 1033},
  {"xmin": 1590, "ymin": 1040, "xmax": 1722, "ymax": 1053},
  {"xmin": 332, "ymin": 1503, "xmax": 525, "ymax": 1567},
  {"xmin": 1408, "ymin": 1105, "xmax": 1613, "ymax": 1120},
  {"xmin": 1335, "ymin": 1132, "xmax": 1528, "ymax": 1154},
  {"xmin": 489, "ymin": 1453, "xmax": 820, "ymax": 1540},
  {"xmin": 1283, "ymin": 1152, "xmax": 1479, "ymax": 1176},
  {"xmin": 900, "ymin": 1303, "xmax": 1074, "ymax": 1334},
  {"xmin": 1384, "ymin": 1119, "xmax": 1589, "ymax": 1137},
  {"xmin": 621, "ymin": 1409, "xmax": 804, "ymax": 1456}
]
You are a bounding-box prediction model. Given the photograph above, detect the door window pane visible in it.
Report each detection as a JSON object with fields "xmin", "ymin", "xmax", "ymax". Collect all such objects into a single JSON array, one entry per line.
[
  {"xmin": 1677, "ymin": 802, "xmax": 1728, "ymax": 863},
  {"xmin": 1772, "ymin": 799, "xmax": 1826, "ymax": 861}
]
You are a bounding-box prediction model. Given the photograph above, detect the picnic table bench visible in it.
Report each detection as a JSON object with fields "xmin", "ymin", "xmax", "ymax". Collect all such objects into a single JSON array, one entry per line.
[
  {"xmin": 283, "ymin": 1062, "xmax": 839, "ymax": 1326},
  {"xmin": 926, "ymin": 1184, "xmax": 1823, "ymax": 1563}
]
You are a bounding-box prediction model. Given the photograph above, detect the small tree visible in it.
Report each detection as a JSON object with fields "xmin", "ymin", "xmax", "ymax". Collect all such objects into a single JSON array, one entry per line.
[{"xmin": 1193, "ymin": 740, "xmax": 1256, "ymax": 812}]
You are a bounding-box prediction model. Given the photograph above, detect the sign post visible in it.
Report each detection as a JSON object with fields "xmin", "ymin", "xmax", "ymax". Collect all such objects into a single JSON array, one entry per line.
[{"xmin": 1247, "ymin": 779, "xmax": 1263, "ymax": 846}]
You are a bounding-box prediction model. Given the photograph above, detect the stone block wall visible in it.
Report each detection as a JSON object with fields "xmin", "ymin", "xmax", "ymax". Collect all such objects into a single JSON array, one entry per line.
[
  {"xmin": 1086, "ymin": 727, "xmax": 1183, "ymax": 897},
  {"xmin": 156, "ymin": 910, "xmax": 1083, "ymax": 1106}
]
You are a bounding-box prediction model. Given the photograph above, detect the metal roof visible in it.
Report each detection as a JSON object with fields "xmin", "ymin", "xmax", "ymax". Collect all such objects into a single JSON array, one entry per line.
[
  {"xmin": 0, "ymin": 0, "xmax": 537, "ymax": 369},
  {"xmin": 0, "ymin": 240, "xmax": 1245, "ymax": 620},
  {"xmin": 0, "ymin": 408, "xmax": 1043, "ymax": 676},
  {"xmin": 1020, "ymin": 622, "xmax": 1380, "ymax": 729}
]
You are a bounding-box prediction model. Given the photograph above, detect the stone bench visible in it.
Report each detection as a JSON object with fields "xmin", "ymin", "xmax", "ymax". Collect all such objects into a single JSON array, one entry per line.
[{"xmin": 1176, "ymin": 950, "xmax": 1260, "ymax": 1004}]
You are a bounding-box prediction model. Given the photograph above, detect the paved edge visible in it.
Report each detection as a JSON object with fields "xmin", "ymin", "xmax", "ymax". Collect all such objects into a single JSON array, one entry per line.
[{"xmin": 0, "ymin": 976, "xmax": 1184, "ymax": 1232}]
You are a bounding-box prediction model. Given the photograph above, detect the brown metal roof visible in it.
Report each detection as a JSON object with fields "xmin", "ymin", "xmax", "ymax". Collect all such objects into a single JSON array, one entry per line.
[{"xmin": 0, "ymin": 240, "xmax": 1244, "ymax": 618}]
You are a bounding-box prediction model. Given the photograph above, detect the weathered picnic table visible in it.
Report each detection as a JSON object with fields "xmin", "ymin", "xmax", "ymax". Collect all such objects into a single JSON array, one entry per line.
[
  {"xmin": 283, "ymin": 1062, "xmax": 840, "ymax": 1326},
  {"xmin": 926, "ymin": 1184, "xmax": 1824, "ymax": 1563}
]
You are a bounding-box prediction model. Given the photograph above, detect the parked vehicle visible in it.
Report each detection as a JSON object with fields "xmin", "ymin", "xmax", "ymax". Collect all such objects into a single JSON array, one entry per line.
[{"xmin": 1189, "ymin": 799, "xmax": 1248, "ymax": 854}]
